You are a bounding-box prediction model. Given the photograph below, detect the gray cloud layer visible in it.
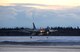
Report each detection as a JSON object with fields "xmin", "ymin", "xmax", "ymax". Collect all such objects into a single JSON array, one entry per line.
[{"xmin": 0, "ymin": 4, "xmax": 80, "ymax": 28}]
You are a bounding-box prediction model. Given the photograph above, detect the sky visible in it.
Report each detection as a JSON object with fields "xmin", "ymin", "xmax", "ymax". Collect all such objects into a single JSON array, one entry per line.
[
  {"xmin": 0, "ymin": 0, "xmax": 80, "ymax": 28},
  {"xmin": 0, "ymin": 0, "xmax": 80, "ymax": 6}
]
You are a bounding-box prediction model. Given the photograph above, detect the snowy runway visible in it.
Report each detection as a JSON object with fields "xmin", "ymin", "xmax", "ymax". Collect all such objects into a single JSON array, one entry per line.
[{"xmin": 0, "ymin": 45, "xmax": 80, "ymax": 52}]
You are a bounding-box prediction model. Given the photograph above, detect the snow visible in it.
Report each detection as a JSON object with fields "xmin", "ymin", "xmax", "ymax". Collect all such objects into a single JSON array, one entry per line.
[{"xmin": 0, "ymin": 36, "xmax": 80, "ymax": 42}]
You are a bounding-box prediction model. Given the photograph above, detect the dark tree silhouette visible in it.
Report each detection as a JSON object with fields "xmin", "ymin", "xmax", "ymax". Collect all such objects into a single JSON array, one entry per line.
[{"xmin": 0, "ymin": 27, "xmax": 80, "ymax": 36}]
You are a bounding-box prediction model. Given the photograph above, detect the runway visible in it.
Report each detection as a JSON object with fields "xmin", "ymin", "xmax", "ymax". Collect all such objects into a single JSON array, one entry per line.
[{"xmin": 0, "ymin": 45, "xmax": 80, "ymax": 52}]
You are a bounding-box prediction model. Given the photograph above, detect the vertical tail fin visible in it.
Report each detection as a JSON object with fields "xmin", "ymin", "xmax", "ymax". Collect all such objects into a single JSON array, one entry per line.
[{"xmin": 33, "ymin": 22, "xmax": 36, "ymax": 30}]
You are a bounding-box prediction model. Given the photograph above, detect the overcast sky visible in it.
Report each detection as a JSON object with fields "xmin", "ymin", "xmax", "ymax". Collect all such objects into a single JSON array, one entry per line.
[{"xmin": 0, "ymin": 0, "xmax": 80, "ymax": 28}]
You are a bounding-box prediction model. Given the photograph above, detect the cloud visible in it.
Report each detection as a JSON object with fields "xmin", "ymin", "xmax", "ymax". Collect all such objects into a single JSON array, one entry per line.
[
  {"xmin": 0, "ymin": 3, "xmax": 73, "ymax": 10},
  {"xmin": 0, "ymin": 6, "xmax": 17, "ymax": 21},
  {"xmin": 0, "ymin": 3, "xmax": 80, "ymax": 27},
  {"xmin": 0, "ymin": 0, "xmax": 80, "ymax": 6}
]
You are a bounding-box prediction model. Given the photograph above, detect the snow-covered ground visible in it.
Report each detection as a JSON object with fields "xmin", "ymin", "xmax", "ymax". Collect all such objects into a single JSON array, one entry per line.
[
  {"xmin": 0, "ymin": 45, "xmax": 80, "ymax": 52},
  {"xmin": 0, "ymin": 36, "xmax": 80, "ymax": 42}
]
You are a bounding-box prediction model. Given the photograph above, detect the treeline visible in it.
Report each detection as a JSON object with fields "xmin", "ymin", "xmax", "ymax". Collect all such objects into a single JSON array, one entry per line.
[
  {"xmin": 0, "ymin": 27, "xmax": 80, "ymax": 36},
  {"xmin": 46, "ymin": 26, "xmax": 80, "ymax": 36},
  {"xmin": 0, "ymin": 27, "xmax": 31, "ymax": 36}
]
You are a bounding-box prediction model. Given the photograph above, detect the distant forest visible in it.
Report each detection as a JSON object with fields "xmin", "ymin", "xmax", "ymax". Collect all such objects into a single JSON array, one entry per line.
[{"xmin": 0, "ymin": 27, "xmax": 80, "ymax": 36}]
